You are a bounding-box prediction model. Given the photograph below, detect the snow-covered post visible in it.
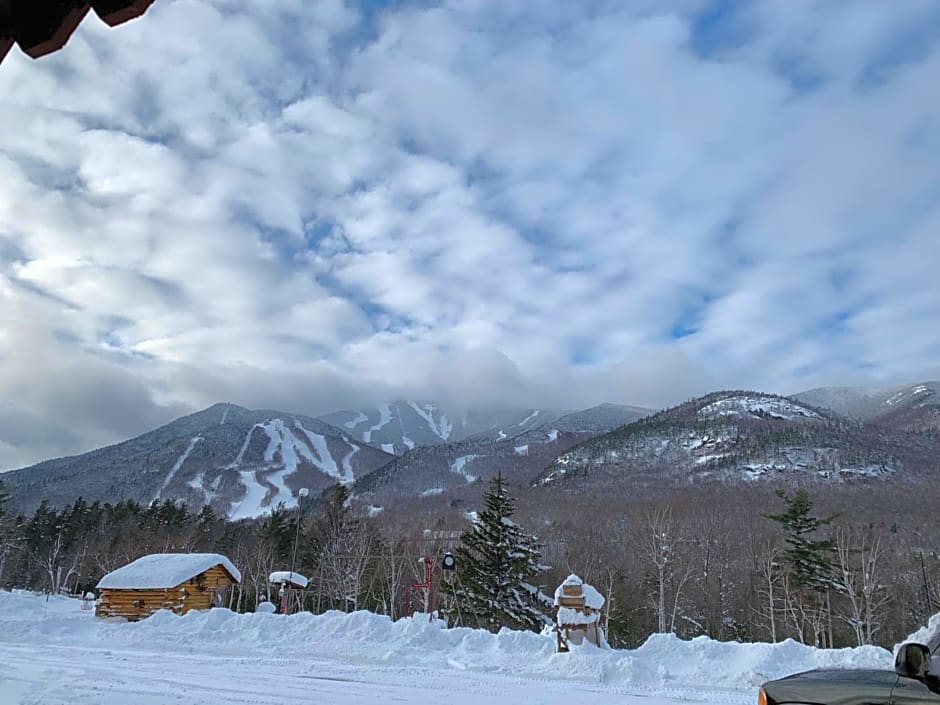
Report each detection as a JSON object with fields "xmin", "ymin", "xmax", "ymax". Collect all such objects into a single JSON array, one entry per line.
[{"xmin": 553, "ymin": 574, "xmax": 607, "ymax": 652}]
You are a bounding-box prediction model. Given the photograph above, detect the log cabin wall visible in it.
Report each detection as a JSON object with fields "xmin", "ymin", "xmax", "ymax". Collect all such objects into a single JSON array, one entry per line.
[{"xmin": 96, "ymin": 565, "xmax": 237, "ymax": 621}]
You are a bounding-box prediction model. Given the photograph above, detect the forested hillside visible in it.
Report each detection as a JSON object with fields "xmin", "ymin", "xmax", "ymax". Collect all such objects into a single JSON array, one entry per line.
[{"xmin": 3, "ymin": 474, "xmax": 939, "ymax": 651}]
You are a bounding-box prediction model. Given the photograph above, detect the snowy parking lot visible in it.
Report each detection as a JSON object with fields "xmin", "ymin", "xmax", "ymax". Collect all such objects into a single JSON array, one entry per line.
[{"xmin": 0, "ymin": 591, "xmax": 892, "ymax": 705}]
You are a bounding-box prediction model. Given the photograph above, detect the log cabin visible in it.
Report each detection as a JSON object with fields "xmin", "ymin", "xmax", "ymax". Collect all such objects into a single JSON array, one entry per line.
[{"xmin": 95, "ymin": 553, "xmax": 241, "ymax": 621}]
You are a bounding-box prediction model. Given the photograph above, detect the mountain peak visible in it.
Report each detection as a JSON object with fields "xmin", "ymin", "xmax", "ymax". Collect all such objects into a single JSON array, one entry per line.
[
  {"xmin": 2, "ymin": 405, "xmax": 393, "ymax": 520},
  {"xmin": 535, "ymin": 389, "xmax": 911, "ymax": 489},
  {"xmin": 793, "ymin": 381, "xmax": 940, "ymax": 425},
  {"xmin": 317, "ymin": 402, "xmax": 573, "ymax": 455}
]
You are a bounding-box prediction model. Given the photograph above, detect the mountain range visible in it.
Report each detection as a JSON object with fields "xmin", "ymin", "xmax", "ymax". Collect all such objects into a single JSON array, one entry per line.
[
  {"xmin": 793, "ymin": 381, "xmax": 940, "ymax": 432},
  {"xmin": 0, "ymin": 403, "xmax": 393, "ymax": 519},
  {"xmin": 1, "ymin": 382, "xmax": 937, "ymax": 519},
  {"xmin": 353, "ymin": 403, "xmax": 651, "ymax": 498},
  {"xmin": 322, "ymin": 402, "xmax": 578, "ymax": 454},
  {"xmin": 536, "ymin": 390, "xmax": 935, "ymax": 491}
]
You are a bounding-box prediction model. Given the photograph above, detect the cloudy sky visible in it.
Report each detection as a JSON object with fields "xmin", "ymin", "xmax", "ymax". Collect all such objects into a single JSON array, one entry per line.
[{"xmin": 0, "ymin": 0, "xmax": 938, "ymax": 468}]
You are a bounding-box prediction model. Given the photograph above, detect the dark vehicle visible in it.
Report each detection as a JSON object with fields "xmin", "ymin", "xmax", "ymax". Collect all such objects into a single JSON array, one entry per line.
[{"xmin": 759, "ymin": 642, "xmax": 940, "ymax": 705}]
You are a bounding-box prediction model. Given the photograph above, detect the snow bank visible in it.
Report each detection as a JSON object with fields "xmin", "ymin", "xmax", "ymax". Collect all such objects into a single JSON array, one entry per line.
[
  {"xmin": 97, "ymin": 553, "xmax": 241, "ymax": 589},
  {"xmin": 0, "ymin": 590, "xmax": 892, "ymax": 696}
]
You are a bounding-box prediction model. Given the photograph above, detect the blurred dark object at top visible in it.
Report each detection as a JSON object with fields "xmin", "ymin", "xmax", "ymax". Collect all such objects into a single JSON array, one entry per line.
[{"xmin": 0, "ymin": 0, "xmax": 154, "ymax": 65}]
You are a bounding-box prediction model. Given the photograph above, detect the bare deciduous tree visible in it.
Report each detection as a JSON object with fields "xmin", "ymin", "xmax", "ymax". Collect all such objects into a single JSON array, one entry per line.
[{"xmin": 834, "ymin": 525, "xmax": 889, "ymax": 645}]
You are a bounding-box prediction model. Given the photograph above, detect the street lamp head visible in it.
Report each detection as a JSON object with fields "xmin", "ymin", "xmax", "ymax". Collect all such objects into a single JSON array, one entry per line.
[{"xmin": 298, "ymin": 488, "xmax": 309, "ymax": 497}]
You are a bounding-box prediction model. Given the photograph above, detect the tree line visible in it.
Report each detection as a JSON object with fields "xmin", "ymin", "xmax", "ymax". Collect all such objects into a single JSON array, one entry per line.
[{"xmin": 1, "ymin": 475, "xmax": 938, "ymax": 650}]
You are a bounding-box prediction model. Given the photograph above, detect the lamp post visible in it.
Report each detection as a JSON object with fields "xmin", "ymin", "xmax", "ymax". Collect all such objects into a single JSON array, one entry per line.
[{"xmin": 287, "ymin": 487, "xmax": 309, "ymax": 614}]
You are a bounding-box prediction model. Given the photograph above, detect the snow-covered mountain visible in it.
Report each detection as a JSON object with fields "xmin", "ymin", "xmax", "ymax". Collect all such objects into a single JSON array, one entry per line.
[
  {"xmin": 793, "ymin": 381, "xmax": 940, "ymax": 423},
  {"xmin": 535, "ymin": 390, "xmax": 940, "ymax": 490},
  {"xmin": 318, "ymin": 402, "xmax": 572, "ymax": 454},
  {"xmin": 354, "ymin": 403, "xmax": 654, "ymax": 499},
  {"xmin": 1, "ymin": 403, "xmax": 393, "ymax": 519}
]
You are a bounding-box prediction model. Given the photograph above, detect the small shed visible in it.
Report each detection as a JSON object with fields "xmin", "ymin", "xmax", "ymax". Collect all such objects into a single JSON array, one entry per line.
[
  {"xmin": 269, "ymin": 571, "xmax": 308, "ymax": 614},
  {"xmin": 268, "ymin": 571, "xmax": 308, "ymax": 590},
  {"xmin": 95, "ymin": 553, "xmax": 241, "ymax": 621}
]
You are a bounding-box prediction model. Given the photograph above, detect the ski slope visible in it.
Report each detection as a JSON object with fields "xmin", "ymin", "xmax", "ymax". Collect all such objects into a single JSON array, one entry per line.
[{"xmin": 0, "ymin": 591, "xmax": 892, "ymax": 705}]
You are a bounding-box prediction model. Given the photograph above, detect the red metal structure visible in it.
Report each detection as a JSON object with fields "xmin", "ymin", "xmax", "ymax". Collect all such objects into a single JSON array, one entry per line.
[
  {"xmin": 0, "ymin": 0, "xmax": 155, "ymax": 66},
  {"xmin": 404, "ymin": 557, "xmax": 434, "ymax": 616}
]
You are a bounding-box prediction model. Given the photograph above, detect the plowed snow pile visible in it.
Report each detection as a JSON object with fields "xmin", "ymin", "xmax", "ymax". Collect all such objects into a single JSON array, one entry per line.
[{"xmin": 0, "ymin": 590, "xmax": 893, "ymax": 703}]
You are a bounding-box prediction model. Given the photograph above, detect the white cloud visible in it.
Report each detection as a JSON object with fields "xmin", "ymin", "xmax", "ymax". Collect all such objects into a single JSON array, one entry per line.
[{"xmin": 0, "ymin": 0, "xmax": 937, "ymax": 467}]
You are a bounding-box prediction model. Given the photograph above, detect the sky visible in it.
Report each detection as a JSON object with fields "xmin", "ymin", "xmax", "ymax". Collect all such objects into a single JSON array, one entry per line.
[{"xmin": 0, "ymin": 0, "xmax": 939, "ymax": 469}]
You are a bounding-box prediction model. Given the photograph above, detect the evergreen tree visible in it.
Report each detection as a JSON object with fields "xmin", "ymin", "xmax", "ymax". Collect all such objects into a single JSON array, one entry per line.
[
  {"xmin": 766, "ymin": 489, "xmax": 841, "ymax": 592},
  {"xmin": 312, "ymin": 484, "xmax": 351, "ymax": 545},
  {"xmin": 441, "ymin": 473, "xmax": 550, "ymax": 633},
  {"xmin": 258, "ymin": 504, "xmax": 295, "ymax": 563}
]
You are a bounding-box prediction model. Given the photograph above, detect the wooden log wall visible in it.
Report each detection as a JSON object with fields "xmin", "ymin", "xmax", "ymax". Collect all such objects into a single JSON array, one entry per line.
[{"xmin": 96, "ymin": 565, "xmax": 237, "ymax": 621}]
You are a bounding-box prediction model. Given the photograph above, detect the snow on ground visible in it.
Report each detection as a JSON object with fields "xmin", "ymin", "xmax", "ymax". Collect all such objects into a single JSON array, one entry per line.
[
  {"xmin": 408, "ymin": 401, "xmax": 453, "ymax": 441},
  {"xmin": 339, "ymin": 438, "xmax": 360, "ymax": 484},
  {"xmin": 699, "ymin": 397, "xmax": 821, "ymax": 421},
  {"xmin": 229, "ymin": 469, "xmax": 269, "ymax": 521},
  {"xmin": 227, "ymin": 424, "xmax": 259, "ymax": 469},
  {"xmin": 518, "ymin": 409, "xmax": 541, "ymax": 427},
  {"xmin": 344, "ymin": 411, "xmax": 369, "ymax": 429},
  {"xmin": 251, "ymin": 420, "xmax": 303, "ymax": 510},
  {"xmin": 0, "ymin": 591, "xmax": 894, "ymax": 705},
  {"xmin": 228, "ymin": 419, "xmax": 360, "ymax": 519},
  {"xmin": 155, "ymin": 436, "xmax": 203, "ymax": 500},
  {"xmin": 362, "ymin": 404, "xmax": 392, "ymax": 443},
  {"xmin": 450, "ymin": 454, "xmax": 481, "ymax": 482},
  {"xmin": 886, "ymin": 385, "xmax": 935, "ymax": 407}
]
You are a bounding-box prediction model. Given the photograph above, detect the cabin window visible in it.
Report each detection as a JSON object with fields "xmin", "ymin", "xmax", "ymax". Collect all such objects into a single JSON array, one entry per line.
[{"xmin": 132, "ymin": 599, "xmax": 144, "ymax": 608}]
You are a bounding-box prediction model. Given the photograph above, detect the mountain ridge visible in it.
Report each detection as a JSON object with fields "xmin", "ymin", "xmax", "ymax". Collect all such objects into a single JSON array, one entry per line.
[
  {"xmin": 317, "ymin": 401, "xmax": 580, "ymax": 454},
  {"xmin": 4, "ymin": 384, "xmax": 939, "ymax": 518},
  {"xmin": 0, "ymin": 403, "xmax": 393, "ymax": 519},
  {"xmin": 534, "ymin": 389, "xmax": 939, "ymax": 490},
  {"xmin": 352, "ymin": 402, "xmax": 656, "ymax": 499}
]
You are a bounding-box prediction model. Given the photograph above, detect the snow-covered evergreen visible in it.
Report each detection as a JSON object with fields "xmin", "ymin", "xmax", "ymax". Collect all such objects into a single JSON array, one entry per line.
[
  {"xmin": 766, "ymin": 489, "xmax": 841, "ymax": 592},
  {"xmin": 442, "ymin": 473, "xmax": 551, "ymax": 632}
]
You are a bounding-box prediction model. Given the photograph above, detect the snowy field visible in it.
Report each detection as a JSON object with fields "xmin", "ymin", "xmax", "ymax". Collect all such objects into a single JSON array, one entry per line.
[{"xmin": 0, "ymin": 591, "xmax": 893, "ymax": 705}]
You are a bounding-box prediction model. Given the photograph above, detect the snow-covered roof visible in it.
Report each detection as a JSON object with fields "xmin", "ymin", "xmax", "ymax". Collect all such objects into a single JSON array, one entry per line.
[
  {"xmin": 97, "ymin": 553, "xmax": 241, "ymax": 590},
  {"xmin": 269, "ymin": 571, "xmax": 309, "ymax": 588},
  {"xmin": 554, "ymin": 574, "xmax": 605, "ymax": 609}
]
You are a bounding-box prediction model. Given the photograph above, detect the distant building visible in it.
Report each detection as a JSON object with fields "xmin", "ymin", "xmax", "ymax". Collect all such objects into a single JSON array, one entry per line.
[{"xmin": 95, "ymin": 553, "xmax": 240, "ymax": 621}]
